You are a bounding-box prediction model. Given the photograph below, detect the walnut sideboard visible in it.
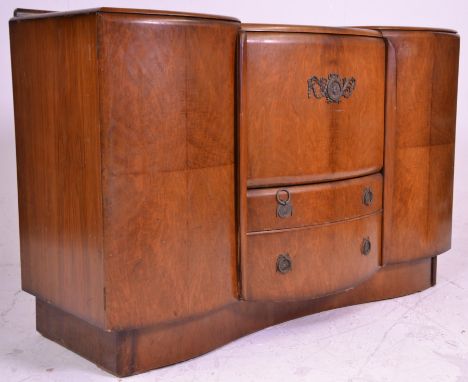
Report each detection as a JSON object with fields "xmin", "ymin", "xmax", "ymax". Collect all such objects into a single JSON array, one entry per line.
[{"xmin": 9, "ymin": 7, "xmax": 459, "ymax": 377}]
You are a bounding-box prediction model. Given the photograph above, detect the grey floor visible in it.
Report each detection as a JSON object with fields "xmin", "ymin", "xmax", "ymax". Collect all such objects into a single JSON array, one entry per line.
[{"xmin": 1, "ymin": 151, "xmax": 468, "ymax": 382}]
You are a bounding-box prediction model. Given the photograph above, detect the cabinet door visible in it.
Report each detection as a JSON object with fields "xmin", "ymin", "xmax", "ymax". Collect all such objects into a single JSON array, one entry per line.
[
  {"xmin": 239, "ymin": 31, "xmax": 385, "ymax": 188},
  {"xmin": 378, "ymin": 29, "xmax": 459, "ymax": 264},
  {"xmin": 99, "ymin": 13, "xmax": 239, "ymax": 329}
]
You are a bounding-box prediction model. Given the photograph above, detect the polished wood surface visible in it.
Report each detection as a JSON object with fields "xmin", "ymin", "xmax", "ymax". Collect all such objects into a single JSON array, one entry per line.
[
  {"xmin": 247, "ymin": 173, "xmax": 382, "ymax": 232},
  {"xmin": 98, "ymin": 13, "xmax": 239, "ymax": 330},
  {"xmin": 10, "ymin": 9, "xmax": 240, "ymax": 331},
  {"xmin": 12, "ymin": 7, "xmax": 238, "ymax": 22},
  {"xmin": 243, "ymin": 213, "xmax": 381, "ymax": 301},
  {"xmin": 241, "ymin": 23, "xmax": 381, "ymax": 37},
  {"xmin": 36, "ymin": 258, "xmax": 433, "ymax": 377},
  {"xmin": 377, "ymin": 30, "xmax": 459, "ymax": 265},
  {"xmin": 239, "ymin": 30, "xmax": 385, "ymax": 188},
  {"xmin": 9, "ymin": 8, "xmax": 459, "ymax": 377},
  {"xmin": 13, "ymin": 8, "xmax": 53, "ymax": 17},
  {"xmin": 355, "ymin": 25, "xmax": 457, "ymax": 33},
  {"xmin": 10, "ymin": 13, "xmax": 105, "ymax": 327}
]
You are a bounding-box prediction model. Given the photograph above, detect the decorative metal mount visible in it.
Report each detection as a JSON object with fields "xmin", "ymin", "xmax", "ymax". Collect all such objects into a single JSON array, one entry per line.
[
  {"xmin": 276, "ymin": 189, "xmax": 293, "ymax": 218},
  {"xmin": 276, "ymin": 253, "xmax": 292, "ymax": 274},
  {"xmin": 307, "ymin": 73, "xmax": 356, "ymax": 103},
  {"xmin": 362, "ymin": 187, "xmax": 374, "ymax": 206},
  {"xmin": 361, "ymin": 237, "xmax": 372, "ymax": 256}
]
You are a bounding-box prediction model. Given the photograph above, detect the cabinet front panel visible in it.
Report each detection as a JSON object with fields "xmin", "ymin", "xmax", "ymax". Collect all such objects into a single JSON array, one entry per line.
[
  {"xmin": 380, "ymin": 31, "xmax": 459, "ymax": 264},
  {"xmin": 242, "ymin": 212, "xmax": 381, "ymax": 301},
  {"xmin": 247, "ymin": 173, "xmax": 382, "ymax": 232},
  {"xmin": 99, "ymin": 14, "xmax": 239, "ymax": 329},
  {"xmin": 240, "ymin": 32, "xmax": 385, "ymax": 188}
]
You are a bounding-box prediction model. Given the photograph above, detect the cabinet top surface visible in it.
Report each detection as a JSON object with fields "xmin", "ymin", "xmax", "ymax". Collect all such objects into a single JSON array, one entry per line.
[
  {"xmin": 356, "ymin": 25, "xmax": 458, "ymax": 34},
  {"xmin": 11, "ymin": 7, "xmax": 239, "ymax": 23},
  {"xmin": 241, "ymin": 23, "xmax": 381, "ymax": 37},
  {"xmin": 11, "ymin": 9, "xmax": 456, "ymax": 35}
]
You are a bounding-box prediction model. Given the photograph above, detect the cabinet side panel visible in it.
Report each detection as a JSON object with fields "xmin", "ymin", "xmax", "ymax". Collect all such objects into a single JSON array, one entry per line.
[
  {"xmin": 10, "ymin": 14, "xmax": 105, "ymax": 326},
  {"xmin": 382, "ymin": 31, "xmax": 459, "ymax": 264},
  {"xmin": 99, "ymin": 14, "xmax": 239, "ymax": 329}
]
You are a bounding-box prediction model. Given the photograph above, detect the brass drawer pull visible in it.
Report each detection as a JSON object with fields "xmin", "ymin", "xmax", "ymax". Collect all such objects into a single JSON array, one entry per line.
[
  {"xmin": 276, "ymin": 189, "xmax": 293, "ymax": 218},
  {"xmin": 362, "ymin": 187, "xmax": 374, "ymax": 206},
  {"xmin": 276, "ymin": 254, "xmax": 292, "ymax": 274},
  {"xmin": 361, "ymin": 237, "xmax": 371, "ymax": 256}
]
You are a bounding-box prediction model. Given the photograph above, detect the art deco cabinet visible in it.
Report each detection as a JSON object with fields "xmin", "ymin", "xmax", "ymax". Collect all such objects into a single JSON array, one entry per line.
[{"xmin": 9, "ymin": 7, "xmax": 459, "ymax": 377}]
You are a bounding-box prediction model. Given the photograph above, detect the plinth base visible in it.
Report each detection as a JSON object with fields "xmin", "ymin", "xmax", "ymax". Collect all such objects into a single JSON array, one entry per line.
[{"xmin": 36, "ymin": 258, "xmax": 435, "ymax": 377}]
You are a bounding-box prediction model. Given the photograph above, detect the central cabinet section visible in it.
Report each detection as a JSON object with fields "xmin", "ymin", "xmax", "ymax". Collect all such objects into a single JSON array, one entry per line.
[{"xmin": 238, "ymin": 25, "xmax": 386, "ymax": 301}]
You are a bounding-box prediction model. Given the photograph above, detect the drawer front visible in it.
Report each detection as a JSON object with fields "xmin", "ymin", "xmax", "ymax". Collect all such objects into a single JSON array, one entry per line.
[
  {"xmin": 239, "ymin": 32, "xmax": 385, "ymax": 188},
  {"xmin": 242, "ymin": 212, "xmax": 381, "ymax": 301},
  {"xmin": 247, "ymin": 173, "xmax": 382, "ymax": 232}
]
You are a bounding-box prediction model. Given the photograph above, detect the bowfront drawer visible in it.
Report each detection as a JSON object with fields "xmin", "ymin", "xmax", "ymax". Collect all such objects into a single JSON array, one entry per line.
[
  {"xmin": 242, "ymin": 212, "xmax": 381, "ymax": 301},
  {"xmin": 247, "ymin": 173, "xmax": 382, "ymax": 232},
  {"xmin": 239, "ymin": 27, "xmax": 385, "ymax": 188}
]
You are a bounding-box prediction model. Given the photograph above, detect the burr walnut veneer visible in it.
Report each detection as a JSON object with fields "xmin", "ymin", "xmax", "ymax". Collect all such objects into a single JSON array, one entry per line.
[{"xmin": 9, "ymin": 8, "xmax": 459, "ymax": 377}]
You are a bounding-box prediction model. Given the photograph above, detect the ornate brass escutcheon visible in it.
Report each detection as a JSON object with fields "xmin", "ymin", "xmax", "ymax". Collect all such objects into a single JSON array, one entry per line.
[
  {"xmin": 276, "ymin": 189, "xmax": 293, "ymax": 218},
  {"xmin": 307, "ymin": 73, "xmax": 356, "ymax": 103}
]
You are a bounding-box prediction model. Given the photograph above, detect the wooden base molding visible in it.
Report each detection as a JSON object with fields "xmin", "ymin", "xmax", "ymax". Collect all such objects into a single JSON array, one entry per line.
[{"xmin": 37, "ymin": 258, "xmax": 433, "ymax": 377}]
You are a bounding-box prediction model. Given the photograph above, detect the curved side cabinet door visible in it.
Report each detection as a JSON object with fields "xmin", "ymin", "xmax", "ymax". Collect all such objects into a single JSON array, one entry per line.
[{"xmin": 377, "ymin": 29, "xmax": 460, "ymax": 265}]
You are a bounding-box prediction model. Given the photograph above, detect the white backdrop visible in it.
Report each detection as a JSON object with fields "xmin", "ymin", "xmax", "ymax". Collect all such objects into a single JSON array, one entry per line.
[{"xmin": 1, "ymin": 1, "xmax": 467, "ymax": 381}]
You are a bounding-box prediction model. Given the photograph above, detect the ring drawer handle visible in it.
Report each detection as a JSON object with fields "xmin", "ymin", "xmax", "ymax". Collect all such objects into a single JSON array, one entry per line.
[
  {"xmin": 276, "ymin": 254, "xmax": 292, "ymax": 274},
  {"xmin": 362, "ymin": 187, "xmax": 374, "ymax": 206},
  {"xmin": 361, "ymin": 237, "xmax": 371, "ymax": 256},
  {"xmin": 276, "ymin": 189, "xmax": 293, "ymax": 218}
]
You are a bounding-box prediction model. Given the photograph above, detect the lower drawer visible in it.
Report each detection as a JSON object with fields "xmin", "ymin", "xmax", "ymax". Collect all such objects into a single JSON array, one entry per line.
[{"xmin": 241, "ymin": 212, "xmax": 381, "ymax": 301}]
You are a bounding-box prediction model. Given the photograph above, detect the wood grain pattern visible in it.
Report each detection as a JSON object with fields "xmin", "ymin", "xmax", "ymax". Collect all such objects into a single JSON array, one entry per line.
[
  {"xmin": 239, "ymin": 31, "xmax": 385, "ymax": 188},
  {"xmin": 12, "ymin": 7, "xmax": 238, "ymax": 22},
  {"xmin": 10, "ymin": 14, "xmax": 105, "ymax": 327},
  {"xmin": 242, "ymin": 212, "xmax": 381, "ymax": 301},
  {"xmin": 247, "ymin": 173, "xmax": 382, "ymax": 232},
  {"xmin": 355, "ymin": 25, "xmax": 457, "ymax": 33},
  {"xmin": 376, "ymin": 30, "xmax": 459, "ymax": 264},
  {"xmin": 10, "ymin": 9, "xmax": 459, "ymax": 377},
  {"xmin": 36, "ymin": 257, "xmax": 433, "ymax": 377},
  {"xmin": 241, "ymin": 23, "xmax": 381, "ymax": 37},
  {"xmin": 98, "ymin": 13, "xmax": 239, "ymax": 329},
  {"xmin": 10, "ymin": 10, "xmax": 240, "ymax": 331}
]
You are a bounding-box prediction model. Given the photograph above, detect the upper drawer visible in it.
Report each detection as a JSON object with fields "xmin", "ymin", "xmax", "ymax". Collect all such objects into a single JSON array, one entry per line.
[
  {"xmin": 239, "ymin": 31, "xmax": 385, "ymax": 188},
  {"xmin": 247, "ymin": 173, "xmax": 382, "ymax": 232}
]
